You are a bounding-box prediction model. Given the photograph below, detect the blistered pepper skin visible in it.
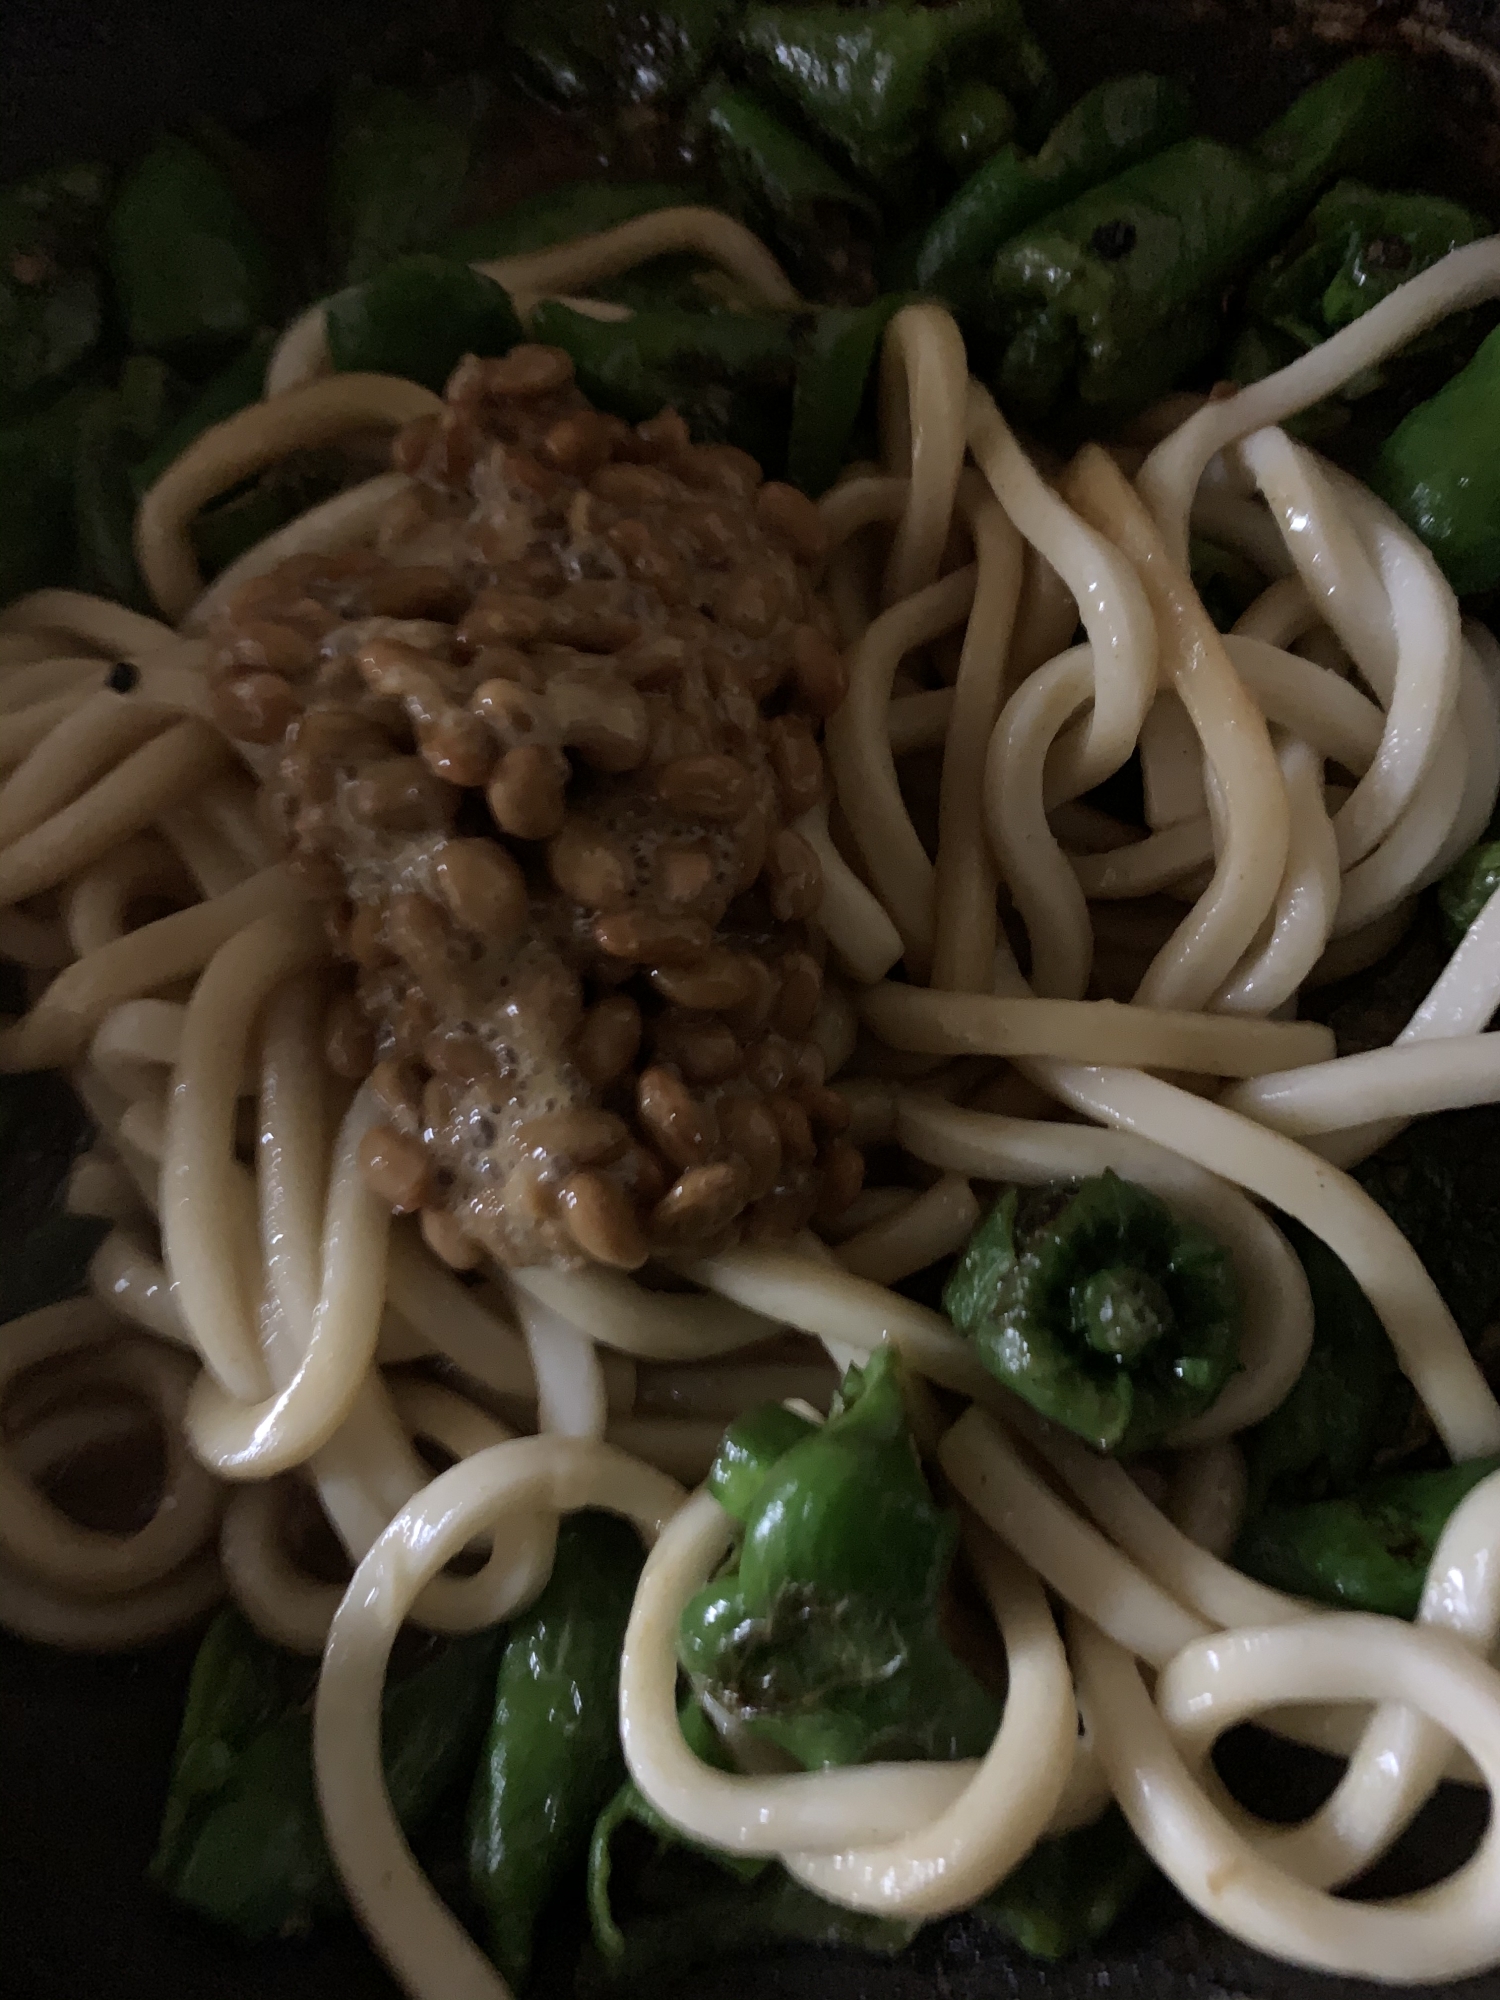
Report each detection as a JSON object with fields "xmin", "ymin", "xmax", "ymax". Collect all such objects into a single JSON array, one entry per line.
[
  {"xmin": 679, "ymin": 1349, "xmax": 999, "ymax": 1769},
  {"xmin": 945, "ymin": 1171, "xmax": 1241, "ymax": 1453}
]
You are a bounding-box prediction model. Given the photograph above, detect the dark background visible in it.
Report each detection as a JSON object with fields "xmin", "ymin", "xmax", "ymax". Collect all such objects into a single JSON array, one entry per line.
[{"xmin": 5, "ymin": 1, "xmax": 1500, "ymax": 1995}]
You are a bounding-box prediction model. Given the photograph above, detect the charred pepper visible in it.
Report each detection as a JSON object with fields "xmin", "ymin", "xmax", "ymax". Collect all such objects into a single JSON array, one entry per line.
[
  {"xmin": 988, "ymin": 55, "xmax": 1414, "ymax": 421},
  {"xmin": 1236, "ymin": 1454, "xmax": 1500, "ymax": 1618},
  {"xmin": 944, "ymin": 1172, "xmax": 1241, "ymax": 1453},
  {"xmin": 677, "ymin": 1347, "xmax": 999, "ymax": 1769},
  {"xmin": 916, "ymin": 74, "xmax": 1193, "ymax": 309}
]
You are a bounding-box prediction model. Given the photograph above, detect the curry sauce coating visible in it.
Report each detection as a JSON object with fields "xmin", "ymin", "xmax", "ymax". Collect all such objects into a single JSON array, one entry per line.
[{"xmin": 205, "ymin": 346, "xmax": 863, "ymax": 1271}]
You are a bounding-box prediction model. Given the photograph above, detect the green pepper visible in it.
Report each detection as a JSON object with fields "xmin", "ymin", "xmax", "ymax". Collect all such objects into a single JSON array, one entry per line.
[
  {"xmin": 707, "ymin": 1402, "xmax": 819, "ymax": 1521},
  {"xmin": 444, "ymin": 182, "xmax": 693, "ymax": 263},
  {"xmin": 1236, "ymin": 1453, "xmax": 1500, "ymax": 1618},
  {"xmin": 466, "ymin": 1511, "xmax": 643, "ymax": 1990},
  {"xmin": 789, "ymin": 294, "xmax": 910, "ymax": 496},
  {"xmin": 738, "ymin": 0, "xmax": 1047, "ymax": 190},
  {"xmin": 1370, "ymin": 322, "xmax": 1500, "ymax": 595},
  {"xmin": 978, "ymin": 1807, "xmax": 1153, "ymax": 1960},
  {"xmin": 528, "ymin": 297, "xmax": 797, "ymax": 470},
  {"xmin": 1250, "ymin": 182, "xmax": 1487, "ymax": 350},
  {"xmin": 1228, "ymin": 180, "xmax": 1489, "ymax": 431},
  {"xmin": 944, "ymin": 1172, "xmax": 1241, "ymax": 1454},
  {"xmin": 107, "ymin": 136, "xmax": 271, "ymax": 358},
  {"xmin": 589, "ymin": 1696, "xmax": 765, "ymax": 1960},
  {"xmin": 152, "ymin": 1609, "xmax": 297, "ymax": 1883},
  {"xmin": 677, "ymin": 1348, "xmax": 999, "ymax": 1769},
  {"xmin": 328, "ymin": 79, "xmax": 479, "ymax": 285},
  {"xmin": 1439, "ymin": 838, "xmax": 1500, "ymax": 943},
  {"xmin": 916, "ymin": 74, "xmax": 1193, "ymax": 308},
  {"xmin": 988, "ymin": 55, "xmax": 1413, "ymax": 422},
  {"xmin": 0, "ymin": 162, "xmax": 109, "ymax": 422},
  {"xmin": 580, "ymin": 1864, "xmax": 916, "ymax": 1995},
  {"xmin": 154, "ymin": 1617, "xmax": 499, "ymax": 1940},
  {"xmin": 324, "ymin": 253, "xmax": 522, "ymax": 394},
  {"xmin": 936, "ymin": 81, "xmax": 1018, "ymax": 175},
  {"xmin": 696, "ymin": 80, "xmax": 878, "ymax": 300},
  {"xmin": 1355, "ymin": 1106, "xmax": 1500, "ymax": 1344},
  {"xmin": 1240, "ymin": 1219, "xmax": 1411, "ymax": 1515},
  {"xmin": 504, "ymin": 0, "xmax": 738, "ymax": 105}
]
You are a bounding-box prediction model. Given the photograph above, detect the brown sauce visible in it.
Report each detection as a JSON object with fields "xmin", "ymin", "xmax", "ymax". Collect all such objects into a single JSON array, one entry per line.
[{"xmin": 205, "ymin": 347, "xmax": 865, "ymax": 1273}]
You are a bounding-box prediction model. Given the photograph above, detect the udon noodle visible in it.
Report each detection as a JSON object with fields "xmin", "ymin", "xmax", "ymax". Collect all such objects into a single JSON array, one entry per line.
[{"xmin": 7, "ymin": 202, "xmax": 1500, "ymax": 1990}]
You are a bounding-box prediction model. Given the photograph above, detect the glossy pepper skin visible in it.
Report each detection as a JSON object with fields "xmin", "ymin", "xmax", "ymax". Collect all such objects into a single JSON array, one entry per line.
[
  {"xmin": 944, "ymin": 1172, "xmax": 1241, "ymax": 1454},
  {"xmin": 1371, "ymin": 322, "xmax": 1500, "ymax": 594},
  {"xmin": 1240, "ymin": 1218, "xmax": 1411, "ymax": 1515},
  {"xmin": 325, "ymin": 254, "xmax": 522, "ymax": 394},
  {"xmin": 988, "ymin": 55, "xmax": 1413, "ymax": 422},
  {"xmin": 504, "ymin": 0, "xmax": 737, "ymax": 107},
  {"xmin": 1228, "ymin": 180, "xmax": 1488, "ymax": 432},
  {"xmin": 0, "ymin": 162, "xmax": 109, "ymax": 423},
  {"xmin": 738, "ymin": 0, "xmax": 1050, "ymax": 191},
  {"xmin": 916, "ymin": 74, "xmax": 1193, "ymax": 309},
  {"xmin": 696, "ymin": 80, "xmax": 879, "ymax": 300},
  {"xmin": 787, "ymin": 293, "xmax": 912, "ymax": 494},
  {"xmin": 107, "ymin": 137, "xmax": 271, "ymax": 358},
  {"xmin": 1439, "ymin": 838, "xmax": 1500, "ymax": 942},
  {"xmin": 153, "ymin": 1613, "xmax": 500, "ymax": 1940},
  {"xmin": 1236, "ymin": 1453, "xmax": 1500, "ymax": 1618},
  {"xmin": 677, "ymin": 1348, "xmax": 999, "ymax": 1769},
  {"xmin": 529, "ymin": 297, "xmax": 797, "ymax": 471},
  {"xmin": 467, "ymin": 1511, "xmax": 644, "ymax": 1990},
  {"xmin": 936, "ymin": 81, "xmax": 1018, "ymax": 174}
]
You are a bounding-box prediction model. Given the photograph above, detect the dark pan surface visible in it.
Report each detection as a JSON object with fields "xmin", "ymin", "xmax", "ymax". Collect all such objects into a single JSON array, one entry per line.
[{"xmin": 5, "ymin": 2, "xmax": 1500, "ymax": 1994}]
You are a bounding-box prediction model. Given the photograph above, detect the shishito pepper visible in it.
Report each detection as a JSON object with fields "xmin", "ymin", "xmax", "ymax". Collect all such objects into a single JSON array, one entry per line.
[
  {"xmin": 944, "ymin": 1172, "xmax": 1241, "ymax": 1454},
  {"xmin": 916, "ymin": 73, "xmax": 1193, "ymax": 309},
  {"xmin": 529, "ymin": 297, "xmax": 797, "ymax": 471},
  {"xmin": 677, "ymin": 1348, "xmax": 999, "ymax": 1769},
  {"xmin": 153, "ymin": 1610, "xmax": 499, "ymax": 1940},
  {"xmin": 695, "ymin": 80, "xmax": 879, "ymax": 299},
  {"xmin": 1370, "ymin": 321, "xmax": 1500, "ymax": 594},
  {"xmin": 0, "ymin": 161, "xmax": 109, "ymax": 423},
  {"xmin": 503, "ymin": 0, "xmax": 738, "ymax": 105},
  {"xmin": 467, "ymin": 1512, "xmax": 643, "ymax": 1989},
  {"xmin": 1228, "ymin": 180, "xmax": 1489, "ymax": 427},
  {"xmin": 1236, "ymin": 1454, "xmax": 1500, "ymax": 1618},
  {"xmin": 325, "ymin": 254, "xmax": 522, "ymax": 393},
  {"xmin": 1439, "ymin": 836, "xmax": 1500, "ymax": 943},
  {"xmin": 738, "ymin": 0, "xmax": 1050, "ymax": 191},
  {"xmin": 787, "ymin": 293, "xmax": 911, "ymax": 494},
  {"xmin": 988, "ymin": 54, "xmax": 1414, "ymax": 421},
  {"xmin": 107, "ymin": 136, "xmax": 271, "ymax": 358},
  {"xmin": 1240, "ymin": 1218, "xmax": 1411, "ymax": 1515},
  {"xmin": 935, "ymin": 80, "xmax": 1018, "ymax": 175}
]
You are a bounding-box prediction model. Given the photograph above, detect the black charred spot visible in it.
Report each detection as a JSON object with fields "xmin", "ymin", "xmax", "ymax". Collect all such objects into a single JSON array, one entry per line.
[{"xmin": 106, "ymin": 661, "xmax": 140, "ymax": 693}]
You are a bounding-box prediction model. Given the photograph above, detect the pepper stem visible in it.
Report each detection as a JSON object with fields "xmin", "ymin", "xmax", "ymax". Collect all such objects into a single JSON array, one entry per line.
[{"xmin": 1071, "ymin": 1265, "xmax": 1175, "ymax": 1362}]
